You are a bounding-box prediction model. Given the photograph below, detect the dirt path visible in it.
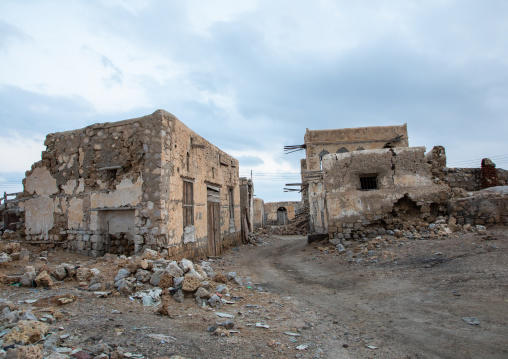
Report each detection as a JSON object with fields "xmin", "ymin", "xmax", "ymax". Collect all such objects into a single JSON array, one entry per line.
[
  {"xmin": 232, "ymin": 232, "xmax": 508, "ymax": 358},
  {"xmin": 2, "ymin": 230, "xmax": 507, "ymax": 359}
]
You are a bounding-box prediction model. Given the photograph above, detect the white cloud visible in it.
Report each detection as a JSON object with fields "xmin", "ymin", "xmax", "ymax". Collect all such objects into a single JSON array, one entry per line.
[
  {"xmin": 0, "ymin": 1, "xmax": 188, "ymax": 113},
  {"xmin": 184, "ymin": 0, "xmax": 258, "ymax": 36},
  {"xmin": 0, "ymin": 132, "xmax": 45, "ymax": 172}
]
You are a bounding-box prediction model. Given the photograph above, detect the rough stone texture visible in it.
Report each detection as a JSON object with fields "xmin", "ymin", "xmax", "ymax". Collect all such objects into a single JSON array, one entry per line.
[
  {"xmin": 158, "ymin": 273, "xmax": 174, "ymax": 289},
  {"xmin": 166, "ymin": 261, "xmax": 184, "ymax": 278},
  {"xmin": 303, "ymin": 124, "xmax": 408, "ymax": 234},
  {"xmin": 51, "ymin": 264, "xmax": 68, "ymax": 281},
  {"xmin": 18, "ymin": 110, "xmax": 242, "ymax": 261},
  {"xmin": 149, "ymin": 269, "xmax": 166, "ymax": 287},
  {"xmin": 75, "ymin": 267, "xmax": 91, "ymax": 282},
  {"xmin": 448, "ymin": 186, "xmax": 508, "ymax": 226},
  {"xmin": 20, "ymin": 266, "xmax": 37, "ymax": 287},
  {"xmin": 135, "ymin": 269, "xmax": 151, "ymax": 283},
  {"xmin": 179, "ymin": 258, "xmax": 194, "ymax": 273},
  {"xmin": 264, "ymin": 201, "xmax": 303, "ymax": 226},
  {"xmin": 182, "ymin": 274, "xmax": 201, "ymax": 292},
  {"xmin": 443, "ymin": 166, "xmax": 508, "ymax": 192},
  {"xmin": 253, "ymin": 198, "xmax": 265, "ymax": 228},
  {"xmin": 322, "ymin": 147, "xmax": 450, "ymax": 238},
  {"xmin": 3, "ymin": 320, "xmax": 49, "ymax": 345},
  {"xmin": 34, "ymin": 271, "xmax": 53, "ymax": 287},
  {"xmin": 194, "ymin": 287, "xmax": 210, "ymax": 299}
]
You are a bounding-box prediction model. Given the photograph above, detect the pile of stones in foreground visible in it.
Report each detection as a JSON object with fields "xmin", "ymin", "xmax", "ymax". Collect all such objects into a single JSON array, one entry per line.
[
  {"xmin": 0, "ymin": 297, "xmax": 149, "ymax": 359},
  {"xmin": 0, "ymin": 243, "xmax": 248, "ymax": 358},
  {"xmin": 318, "ymin": 217, "xmax": 490, "ymax": 264},
  {"xmin": 111, "ymin": 250, "xmax": 250, "ymax": 314}
]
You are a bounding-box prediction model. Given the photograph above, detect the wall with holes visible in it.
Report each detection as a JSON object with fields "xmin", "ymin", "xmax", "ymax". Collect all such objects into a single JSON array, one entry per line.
[
  {"xmin": 18, "ymin": 110, "xmax": 242, "ymax": 259},
  {"xmin": 322, "ymin": 147, "xmax": 450, "ymax": 239}
]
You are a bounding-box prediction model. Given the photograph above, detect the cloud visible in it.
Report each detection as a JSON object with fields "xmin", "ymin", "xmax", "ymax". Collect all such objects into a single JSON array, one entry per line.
[
  {"xmin": 0, "ymin": 0, "xmax": 507, "ymax": 201},
  {"xmin": 0, "ymin": 132, "xmax": 45, "ymax": 172}
]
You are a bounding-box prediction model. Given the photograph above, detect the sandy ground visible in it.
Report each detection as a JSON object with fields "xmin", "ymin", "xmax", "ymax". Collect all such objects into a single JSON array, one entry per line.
[{"xmin": 1, "ymin": 227, "xmax": 507, "ymax": 358}]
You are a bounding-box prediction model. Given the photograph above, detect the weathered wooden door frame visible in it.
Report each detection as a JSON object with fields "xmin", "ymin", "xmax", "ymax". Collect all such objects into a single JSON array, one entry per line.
[{"xmin": 207, "ymin": 186, "xmax": 221, "ymax": 256}]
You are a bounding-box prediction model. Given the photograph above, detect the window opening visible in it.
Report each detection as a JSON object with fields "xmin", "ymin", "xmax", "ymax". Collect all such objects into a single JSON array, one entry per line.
[
  {"xmin": 183, "ymin": 180, "xmax": 194, "ymax": 226},
  {"xmin": 319, "ymin": 150, "xmax": 329, "ymax": 170},
  {"xmin": 337, "ymin": 147, "xmax": 349, "ymax": 153},
  {"xmin": 360, "ymin": 175, "xmax": 378, "ymax": 191},
  {"xmin": 229, "ymin": 188, "xmax": 235, "ymax": 219},
  {"xmin": 186, "ymin": 152, "xmax": 190, "ymax": 172}
]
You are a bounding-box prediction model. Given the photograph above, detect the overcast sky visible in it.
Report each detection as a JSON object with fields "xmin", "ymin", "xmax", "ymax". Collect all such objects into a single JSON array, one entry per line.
[{"xmin": 1, "ymin": 0, "xmax": 507, "ymax": 201}]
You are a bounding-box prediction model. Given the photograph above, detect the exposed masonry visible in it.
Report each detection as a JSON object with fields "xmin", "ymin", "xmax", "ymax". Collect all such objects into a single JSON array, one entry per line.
[
  {"xmin": 448, "ymin": 187, "xmax": 508, "ymax": 226},
  {"xmin": 17, "ymin": 110, "xmax": 242, "ymax": 259},
  {"xmin": 264, "ymin": 201, "xmax": 304, "ymax": 226},
  {"xmin": 322, "ymin": 147, "xmax": 450, "ymax": 240},
  {"xmin": 302, "ymin": 124, "xmax": 409, "ymax": 235}
]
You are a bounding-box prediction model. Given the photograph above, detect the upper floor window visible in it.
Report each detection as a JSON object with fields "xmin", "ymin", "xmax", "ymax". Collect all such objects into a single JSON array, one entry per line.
[{"xmin": 183, "ymin": 180, "xmax": 194, "ymax": 226}]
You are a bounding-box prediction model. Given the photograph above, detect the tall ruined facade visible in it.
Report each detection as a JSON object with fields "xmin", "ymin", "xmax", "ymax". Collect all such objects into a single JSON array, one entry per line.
[
  {"xmin": 302, "ymin": 124, "xmax": 409, "ymax": 234},
  {"xmin": 19, "ymin": 110, "xmax": 241, "ymax": 259}
]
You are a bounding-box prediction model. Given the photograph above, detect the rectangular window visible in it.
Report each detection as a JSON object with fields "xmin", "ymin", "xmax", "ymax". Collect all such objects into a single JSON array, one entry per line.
[
  {"xmin": 360, "ymin": 175, "xmax": 378, "ymax": 191},
  {"xmin": 183, "ymin": 180, "xmax": 194, "ymax": 226},
  {"xmin": 229, "ymin": 187, "xmax": 234, "ymax": 219}
]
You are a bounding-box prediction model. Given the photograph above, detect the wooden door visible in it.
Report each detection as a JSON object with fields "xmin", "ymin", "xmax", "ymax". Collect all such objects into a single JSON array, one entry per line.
[{"xmin": 207, "ymin": 186, "xmax": 221, "ymax": 256}]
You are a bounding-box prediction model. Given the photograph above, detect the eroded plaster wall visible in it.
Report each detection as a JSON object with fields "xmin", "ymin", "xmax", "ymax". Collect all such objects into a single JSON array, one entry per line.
[
  {"xmin": 322, "ymin": 147, "xmax": 450, "ymax": 239},
  {"xmin": 20, "ymin": 114, "xmax": 160, "ymax": 256},
  {"xmin": 303, "ymin": 124, "xmax": 409, "ymax": 235},
  {"xmin": 253, "ymin": 198, "xmax": 265, "ymax": 228},
  {"xmin": 160, "ymin": 112, "xmax": 241, "ymax": 259},
  {"xmin": 264, "ymin": 201, "xmax": 302, "ymax": 225}
]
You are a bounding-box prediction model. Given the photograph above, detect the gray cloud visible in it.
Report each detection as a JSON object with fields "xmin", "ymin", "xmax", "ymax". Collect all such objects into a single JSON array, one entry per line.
[{"xmin": 1, "ymin": 0, "xmax": 507, "ymax": 201}]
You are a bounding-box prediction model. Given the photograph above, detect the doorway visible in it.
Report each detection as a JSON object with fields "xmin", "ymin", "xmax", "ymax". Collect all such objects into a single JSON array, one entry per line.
[
  {"xmin": 207, "ymin": 186, "xmax": 221, "ymax": 256},
  {"xmin": 277, "ymin": 207, "xmax": 288, "ymax": 225}
]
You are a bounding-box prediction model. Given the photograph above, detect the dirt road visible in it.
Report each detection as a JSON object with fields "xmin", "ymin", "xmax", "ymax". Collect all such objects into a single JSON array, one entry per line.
[
  {"xmin": 234, "ymin": 231, "xmax": 508, "ymax": 358},
  {"xmin": 2, "ymin": 229, "xmax": 507, "ymax": 359}
]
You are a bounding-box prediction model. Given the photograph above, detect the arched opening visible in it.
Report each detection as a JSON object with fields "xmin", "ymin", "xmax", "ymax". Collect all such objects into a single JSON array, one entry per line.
[
  {"xmin": 356, "ymin": 147, "xmax": 365, "ymax": 151},
  {"xmin": 337, "ymin": 147, "xmax": 349, "ymax": 154},
  {"xmin": 318, "ymin": 150, "xmax": 329, "ymax": 170},
  {"xmin": 277, "ymin": 207, "xmax": 288, "ymax": 225}
]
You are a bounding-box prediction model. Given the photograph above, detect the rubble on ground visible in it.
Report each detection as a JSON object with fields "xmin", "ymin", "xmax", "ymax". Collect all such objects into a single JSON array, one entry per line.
[
  {"xmin": 271, "ymin": 207, "xmax": 310, "ymax": 236},
  {"xmin": 314, "ymin": 216, "xmax": 493, "ymax": 265},
  {"xmin": 0, "ymin": 242, "xmax": 258, "ymax": 358}
]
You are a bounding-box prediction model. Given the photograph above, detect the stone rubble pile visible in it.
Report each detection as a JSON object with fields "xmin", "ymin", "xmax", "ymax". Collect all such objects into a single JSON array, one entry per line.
[
  {"xmin": 0, "ymin": 298, "xmax": 132, "ymax": 359},
  {"xmin": 108, "ymin": 250, "xmax": 251, "ymax": 314},
  {"xmin": 271, "ymin": 207, "xmax": 309, "ymax": 236},
  {"xmin": 316, "ymin": 216, "xmax": 491, "ymax": 265}
]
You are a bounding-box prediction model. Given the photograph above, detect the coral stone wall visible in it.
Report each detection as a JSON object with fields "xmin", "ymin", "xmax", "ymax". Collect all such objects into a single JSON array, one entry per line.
[
  {"xmin": 20, "ymin": 113, "xmax": 161, "ymax": 256},
  {"xmin": 322, "ymin": 147, "xmax": 450, "ymax": 239},
  {"xmin": 161, "ymin": 111, "xmax": 241, "ymax": 259}
]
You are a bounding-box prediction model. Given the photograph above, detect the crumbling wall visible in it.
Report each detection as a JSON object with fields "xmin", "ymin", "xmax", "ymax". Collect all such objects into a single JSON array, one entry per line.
[
  {"xmin": 19, "ymin": 113, "xmax": 160, "ymax": 257},
  {"xmin": 18, "ymin": 110, "xmax": 242, "ymax": 260},
  {"xmin": 264, "ymin": 201, "xmax": 302, "ymax": 225},
  {"xmin": 303, "ymin": 124, "xmax": 408, "ymax": 234},
  {"xmin": 160, "ymin": 111, "xmax": 241, "ymax": 259},
  {"xmin": 239, "ymin": 178, "xmax": 254, "ymax": 233},
  {"xmin": 303, "ymin": 124, "xmax": 408, "ymax": 172},
  {"xmin": 323, "ymin": 147, "xmax": 450, "ymax": 239},
  {"xmin": 253, "ymin": 198, "xmax": 265, "ymax": 228},
  {"xmin": 443, "ymin": 168, "xmax": 482, "ymax": 191},
  {"xmin": 448, "ymin": 187, "xmax": 508, "ymax": 226},
  {"xmin": 443, "ymin": 165, "xmax": 508, "ymax": 192}
]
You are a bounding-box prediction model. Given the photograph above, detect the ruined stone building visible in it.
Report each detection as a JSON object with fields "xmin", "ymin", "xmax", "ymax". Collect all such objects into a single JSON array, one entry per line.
[
  {"xmin": 239, "ymin": 177, "xmax": 254, "ymax": 240},
  {"xmin": 253, "ymin": 198, "xmax": 265, "ymax": 228},
  {"xmin": 322, "ymin": 147, "xmax": 450, "ymax": 239},
  {"xmin": 299, "ymin": 125, "xmax": 409, "ymax": 234},
  {"xmin": 294, "ymin": 124, "xmax": 508, "ymax": 240},
  {"xmin": 18, "ymin": 110, "xmax": 242, "ymax": 259},
  {"xmin": 264, "ymin": 201, "xmax": 303, "ymax": 226}
]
